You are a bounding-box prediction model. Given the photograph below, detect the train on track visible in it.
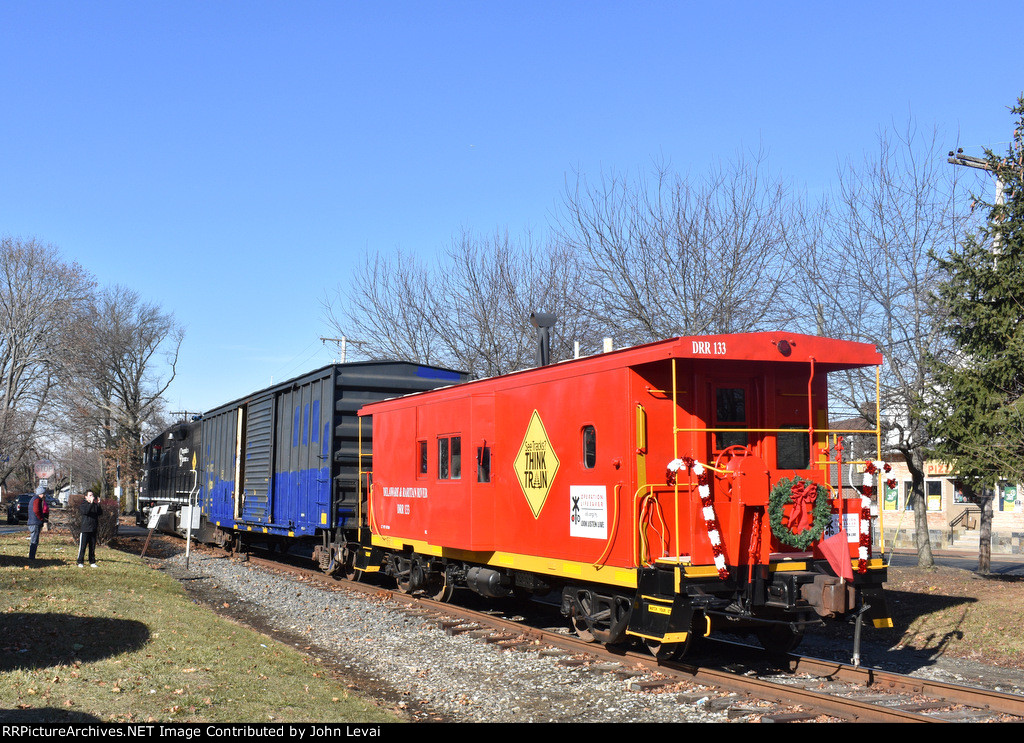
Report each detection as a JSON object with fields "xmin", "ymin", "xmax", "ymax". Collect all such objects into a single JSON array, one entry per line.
[{"xmin": 140, "ymin": 332, "xmax": 892, "ymax": 661}]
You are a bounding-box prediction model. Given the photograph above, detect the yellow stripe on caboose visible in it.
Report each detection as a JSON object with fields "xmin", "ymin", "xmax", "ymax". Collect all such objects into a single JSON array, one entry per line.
[{"xmin": 370, "ymin": 534, "xmax": 638, "ymax": 587}]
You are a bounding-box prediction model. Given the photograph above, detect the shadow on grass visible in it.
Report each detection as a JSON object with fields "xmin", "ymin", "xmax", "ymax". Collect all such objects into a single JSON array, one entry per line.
[
  {"xmin": 0, "ymin": 707, "xmax": 104, "ymax": 723},
  {"xmin": 0, "ymin": 556, "xmax": 67, "ymax": 569},
  {"xmin": 975, "ymin": 571, "xmax": 1024, "ymax": 582},
  {"xmin": 106, "ymin": 533, "xmax": 187, "ymax": 560},
  {"xmin": 797, "ymin": 585, "xmax": 978, "ymax": 673},
  {"xmin": 0, "ymin": 613, "xmax": 150, "ymax": 672}
]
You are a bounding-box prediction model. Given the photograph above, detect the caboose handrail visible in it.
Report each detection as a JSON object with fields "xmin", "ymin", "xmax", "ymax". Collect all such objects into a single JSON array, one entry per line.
[
  {"xmin": 666, "ymin": 352, "xmax": 886, "ymax": 564},
  {"xmin": 674, "ymin": 426, "xmax": 880, "ymax": 436},
  {"xmin": 671, "ymin": 358, "xmax": 681, "ymax": 558},
  {"xmin": 633, "ymin": 483, "xmax": 675, "ymax": 566},
  {"xmin": 358, "ymin": 415, "xmax": 364, "ymax": 529},
  {"xmin": 592, "ymin": 483, "xmax": 622, "ymax": 570},
  {"xmin": 675, "ymin": 426, "xmax": 809, "ymax": 434},
  {"xmin": 634, "ymin": 481, "xmax": 695, "ymax": 566}
]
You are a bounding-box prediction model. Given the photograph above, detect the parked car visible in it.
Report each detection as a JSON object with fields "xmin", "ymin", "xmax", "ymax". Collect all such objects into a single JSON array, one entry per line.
[{"xmin": 14, "ymin": 493, "xmax": 34, "ymax": 522}]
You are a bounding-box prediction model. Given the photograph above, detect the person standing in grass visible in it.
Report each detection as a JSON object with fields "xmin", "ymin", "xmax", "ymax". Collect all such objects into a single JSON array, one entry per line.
[
  {"xmin": 77, "ymin": 490, "xmax": 102, "ymax": 568},
  {"xmin": 28, "ymin": 485, "xmax": 49, "ymax": 562}
]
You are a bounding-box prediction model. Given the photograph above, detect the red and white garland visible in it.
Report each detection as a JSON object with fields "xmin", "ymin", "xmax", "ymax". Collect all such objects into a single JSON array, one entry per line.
[
  {"xmin": 859, "ymin": 460, "xmax": 891, "ymax": 574},
  {"xmin": 667, "ymin": 456, "xmax": 729, "ymax": 580}
]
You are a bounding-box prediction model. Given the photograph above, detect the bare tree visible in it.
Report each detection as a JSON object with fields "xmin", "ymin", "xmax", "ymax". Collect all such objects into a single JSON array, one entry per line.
[
  {"xmin": 323, "ymin": 229, "xmax": 598, "ymax": 377},
  {"xmin": 554, "ymin": 152, "xmax": 806, "ymax": 345},
  {"xmin": 67, "ymin": 285, "xmax": 184, "ymax": 504},
  {"xmin": 0, "ymin": 237, "xmax": 94, "ymax": 488},
  {"xmin": 323, "ymin": 249, "xmax": 440, "ymax": 366},
  {"xmin": 798, "ymin": 121, "xmax": 977, "ymax": 568}
]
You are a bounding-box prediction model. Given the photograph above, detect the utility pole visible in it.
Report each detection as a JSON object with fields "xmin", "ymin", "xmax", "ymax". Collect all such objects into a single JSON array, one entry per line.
[
  {"xmin": 949, "ymin": 148, "xmax": 1006, "ymax": 215},
  {"xmin": 949, "ymin": 148, "xmax": 1006, "ymax": 252},
  {"xmin": 320, "ymin": 336, "xmax": 365, "ymax": 364}
]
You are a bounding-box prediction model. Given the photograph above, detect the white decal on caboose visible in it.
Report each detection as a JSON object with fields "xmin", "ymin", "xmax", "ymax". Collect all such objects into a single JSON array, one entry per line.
[
  {"xmin": 382, "ymin": 487, "xmax": 428, "ymax": 499},
  {"xmin": 569, "ymin": 485, "xmax": 608, "ymax": 539},
  {"xmin": 692, "ymin": 340, "xmax": 728, "ymax": 355},
  {"xmin": 841, "ymin": 512, "xmax": 859, "ymax": 542}
]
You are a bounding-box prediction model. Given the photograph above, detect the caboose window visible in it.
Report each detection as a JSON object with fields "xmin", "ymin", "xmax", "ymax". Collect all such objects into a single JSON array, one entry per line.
[
  {"xmin": 437, "ymin": 435, "xmax": 462, "ymax": 480},
  {"xmin": 477, "ymin": 445, "xmax": 491, "ymax": 483},
  {"xmin": 715, "ymin": 387, "xmax": 748, "ymax": 449},
  {"xmin": 582, "ymin": 425, "xmax": 597, "ymax": 469},
  {"xmin": 776, "ymin": 425, "xmax": 810, "ymax": 469},
  {"xmin": 438, "ymin": 437, "xmax": 449, "ymax": 479},
  {"xmin": 418, "ymin": 440, "xmax": 428, "ymax": 476},
  {"xmin": 450, "ymin": 436, "xmax": 462, "ymax": 479}
]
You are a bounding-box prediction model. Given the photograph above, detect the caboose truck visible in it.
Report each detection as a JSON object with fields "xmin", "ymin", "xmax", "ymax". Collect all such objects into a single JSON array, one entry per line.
[{"xmin": 356, "ymin": 333, "xmax": 892, "ymax": 662}]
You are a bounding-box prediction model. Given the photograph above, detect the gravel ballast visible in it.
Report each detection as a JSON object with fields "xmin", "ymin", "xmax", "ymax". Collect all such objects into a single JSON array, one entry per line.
[
  {"xmin": 158, "ymin": 552, "xmax": 738, "ymax": 723},
  {"xmin": 155, "ymin": 549, "xmax": 1024, "ymax": 723}
]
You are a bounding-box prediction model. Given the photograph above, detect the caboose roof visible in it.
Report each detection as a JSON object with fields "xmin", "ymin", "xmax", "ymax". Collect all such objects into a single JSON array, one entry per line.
[{"xmin": 359, "ymin": 332, "xmax": 881, "ymax": 414}]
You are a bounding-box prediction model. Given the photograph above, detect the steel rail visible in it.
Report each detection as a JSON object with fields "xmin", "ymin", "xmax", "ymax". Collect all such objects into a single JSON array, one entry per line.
[
  {"xmin": 791, "ymin": 654, "xmax": 1024, "ymax": 718},
  {"xmin": 192, "ymin": 546, "xmax": 1022, "ymax": 723}
]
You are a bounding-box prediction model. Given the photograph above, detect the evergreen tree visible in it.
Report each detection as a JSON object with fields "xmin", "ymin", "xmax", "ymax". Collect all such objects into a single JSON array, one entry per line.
[{"xmin": 929, "ymin": 95, "xmax": 1024, "ymax": 573}]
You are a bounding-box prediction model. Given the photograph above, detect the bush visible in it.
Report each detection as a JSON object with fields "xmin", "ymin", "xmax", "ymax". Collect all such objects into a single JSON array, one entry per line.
[{"xmin": 66, "ymin": 495, "xmax": 120, "ymax": 545}]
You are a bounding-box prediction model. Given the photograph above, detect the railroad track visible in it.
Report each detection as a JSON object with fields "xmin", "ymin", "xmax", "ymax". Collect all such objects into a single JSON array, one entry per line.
[{"xmin": 181, "ymin": 543, "xmax": 1024, "ymax": 723}]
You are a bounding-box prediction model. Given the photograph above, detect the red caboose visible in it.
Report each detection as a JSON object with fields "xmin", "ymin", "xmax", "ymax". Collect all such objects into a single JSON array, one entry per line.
[{"xmin": 356, "ymin": 332, "xmax": 891, "ymax": 658}]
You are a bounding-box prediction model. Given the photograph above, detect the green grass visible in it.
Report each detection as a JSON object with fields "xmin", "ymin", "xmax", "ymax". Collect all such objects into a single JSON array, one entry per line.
[{"xmin": 0, "ymin": 532, "xmax": 400, "ymax": 723}]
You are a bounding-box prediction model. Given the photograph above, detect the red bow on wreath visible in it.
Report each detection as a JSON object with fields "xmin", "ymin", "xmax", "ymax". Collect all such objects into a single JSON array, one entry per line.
[{"xmin": 788, "ymin": 480, "xmax": 818, "ymax": 534}]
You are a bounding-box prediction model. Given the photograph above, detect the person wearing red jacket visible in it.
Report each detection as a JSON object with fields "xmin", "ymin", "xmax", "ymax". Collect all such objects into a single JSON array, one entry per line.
[{"xmin": 28, "ymin": 486, "xmax": 48, "ymax": 562}]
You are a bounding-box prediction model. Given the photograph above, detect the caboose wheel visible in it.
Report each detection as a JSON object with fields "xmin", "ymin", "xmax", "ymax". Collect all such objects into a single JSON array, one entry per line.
[
  {"xmin": 571, "ymin": 611, "xmax": 596, "ymax": 643},
  {"xmin": 338, "ymin": 545, "xmax": 359, "ymax": 581},
  {"xmin": 395, "ymin": 555, "xmax": 427, "ymax": 594},
  {"xmin": 569, "ymin": 589, "xmax": 629, "ymax": 645},
  {"xmin": 757, "ymin": 624, "xmax": 804, "ymax": 655},
  {"xmin": 644, "ymin": 637, "xmax": 690, "ymax": 661},
  {"xmin": 429, "ymin": 571, "xmax": 455, "ymax": 603}
]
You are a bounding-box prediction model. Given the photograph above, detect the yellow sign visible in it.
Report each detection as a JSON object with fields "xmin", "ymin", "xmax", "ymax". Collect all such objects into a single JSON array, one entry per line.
[{"xmin": 515, "ymin": 410, "xmax": 559, "ymax": 518}]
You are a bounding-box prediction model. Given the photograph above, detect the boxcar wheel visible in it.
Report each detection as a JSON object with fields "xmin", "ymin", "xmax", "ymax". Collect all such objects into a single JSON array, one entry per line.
[{"xmin": 339, "ymin": 546, "xmax": 359, "ymax": 581}]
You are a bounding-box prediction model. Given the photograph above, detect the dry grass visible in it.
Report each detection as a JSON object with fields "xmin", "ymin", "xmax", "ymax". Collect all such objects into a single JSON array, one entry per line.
[
  {"xmin": 885, "ymin": 565, "xmax": 1024, "ymax": 666},
  {"xmin": 0, "ymin": 529, "xmax": 401, "ymax": 724}
]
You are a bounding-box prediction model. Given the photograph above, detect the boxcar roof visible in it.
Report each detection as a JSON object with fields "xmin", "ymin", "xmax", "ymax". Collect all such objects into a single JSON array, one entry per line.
[
  {"xmin": 358, "ymin": 332, "xmax": 881, "ymax": 415},
  {"xmin": 203, "ymin": 359, "xmax": 465, "ymax": 417}
]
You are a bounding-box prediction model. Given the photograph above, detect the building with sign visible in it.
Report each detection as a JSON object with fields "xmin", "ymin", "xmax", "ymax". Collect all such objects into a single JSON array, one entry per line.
[{"xmin": 874, "ymin": 459, "xmax": 1024, "ymax": 554}]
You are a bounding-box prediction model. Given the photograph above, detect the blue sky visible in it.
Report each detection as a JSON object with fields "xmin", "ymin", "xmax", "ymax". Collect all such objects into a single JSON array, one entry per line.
[{"xmin": 1, "ymin": 1, "xmax": 1021, "ymax": 415}]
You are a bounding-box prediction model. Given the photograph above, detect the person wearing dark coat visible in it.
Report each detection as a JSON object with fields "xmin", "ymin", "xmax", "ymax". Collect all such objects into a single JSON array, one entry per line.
[
  {"xmin": 28, "ymin": 485, "xmax": 48, "ymax": 562},
  {"xmin": 77, "ymin": 490, "xmax": 102, "ymax": 567}
]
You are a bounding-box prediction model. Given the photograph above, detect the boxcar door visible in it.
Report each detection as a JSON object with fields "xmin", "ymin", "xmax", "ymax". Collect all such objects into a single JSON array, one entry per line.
[{"xmin": 242, "ymin": 394, "xmax": 274, "ymax": 524}]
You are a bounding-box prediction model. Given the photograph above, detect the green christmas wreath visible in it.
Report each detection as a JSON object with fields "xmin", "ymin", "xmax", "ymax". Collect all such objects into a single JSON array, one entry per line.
[{"xmin": 768, "ymin": 476, "xmax": 833, "ymax": 550}]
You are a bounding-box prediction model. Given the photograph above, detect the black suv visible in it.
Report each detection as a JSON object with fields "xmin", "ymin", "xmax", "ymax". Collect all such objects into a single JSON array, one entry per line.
[
  {"xmin": 15, "ymin": 493, "xmax": 35, "ymax": 522},
  {"xmin": 6, "ymin": 493, "xmax": 34, "ymax": 522}
]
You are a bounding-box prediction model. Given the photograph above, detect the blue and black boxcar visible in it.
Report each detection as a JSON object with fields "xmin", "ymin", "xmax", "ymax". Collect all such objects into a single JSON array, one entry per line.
[{"xmin": 139, "ymin": 361, "xmax": 465, "ymax": 567}]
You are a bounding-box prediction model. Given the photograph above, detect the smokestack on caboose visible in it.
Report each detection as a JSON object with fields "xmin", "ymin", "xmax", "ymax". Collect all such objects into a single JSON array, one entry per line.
[{"xmin": 530, "ymin": 312, "xmax": 557, "ymax": 367}]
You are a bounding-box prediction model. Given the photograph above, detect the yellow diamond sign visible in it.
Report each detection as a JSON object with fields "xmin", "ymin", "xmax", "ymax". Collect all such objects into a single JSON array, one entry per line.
[{"xmin": 515, "ymin": 410, "xmax": 559, "ymax": 518}]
